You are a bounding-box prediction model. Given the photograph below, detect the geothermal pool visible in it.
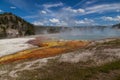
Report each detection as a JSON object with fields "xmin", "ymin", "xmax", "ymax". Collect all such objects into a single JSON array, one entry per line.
[
  {"xmin": 53, "ymin": 28, "xmax": 120, "ymax": 40},
  {"xmin": 0, "ymin": 27, "xmax": 120, "ymax": 57}
]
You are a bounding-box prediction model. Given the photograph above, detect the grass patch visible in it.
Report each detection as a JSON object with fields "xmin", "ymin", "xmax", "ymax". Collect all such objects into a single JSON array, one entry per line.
[
  {"xmin": 97, "ymin": 60, "xmax": 120, "ymax": 73},
  {"xmin": 14, "ymin": 60, "xmax": 120, "ymax": 80},
  {"xmin": 103, "ymin": 39, "xmax": 120, "ymax": 45},
  {"xmin": 1, "ymin": 39, "xmax": 120, "ymax": 80}
]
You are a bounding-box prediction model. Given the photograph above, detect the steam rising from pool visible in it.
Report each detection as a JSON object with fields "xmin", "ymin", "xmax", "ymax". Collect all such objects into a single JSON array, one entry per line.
[
  {"xmin": 53, "ymin": 27, "xmax": 120, "ymax": 40},
  {"xmin": 0, "ymin": 27, "xmax": 120, "ymax": 58}
]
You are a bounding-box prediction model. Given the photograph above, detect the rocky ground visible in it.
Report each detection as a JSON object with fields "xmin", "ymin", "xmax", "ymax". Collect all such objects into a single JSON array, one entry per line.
[{"xmin": 0, "ymin": 38, "xmax": 120, "ymax": 80}]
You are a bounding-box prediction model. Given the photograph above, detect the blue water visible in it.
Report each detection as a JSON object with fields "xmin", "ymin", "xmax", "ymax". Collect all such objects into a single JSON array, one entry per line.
[{"xmin": 55, "ymin": 28, "xmax": 120, "ymax": 40}]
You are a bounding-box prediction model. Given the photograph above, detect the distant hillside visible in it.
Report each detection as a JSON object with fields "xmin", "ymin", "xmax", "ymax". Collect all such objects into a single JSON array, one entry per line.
[
  {"xmin": 112, "ymin": 23, "xmax": 120, "ymax": 29},
  {"xmin": 35, "ymin": 26, "xmax": 70, "ymax": 34},
  {"xmin": 35, "ymin": 25, "xmax": 107, "ymax": 34},
  {"xmin": 0, "ymin": 13, "xmax": 35, "ymax": 38}
]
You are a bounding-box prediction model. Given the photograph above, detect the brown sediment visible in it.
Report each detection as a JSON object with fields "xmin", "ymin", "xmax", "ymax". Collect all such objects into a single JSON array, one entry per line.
[{"xmin": 0, "ymin": 40, "xmax": 89, "ymax": 64}]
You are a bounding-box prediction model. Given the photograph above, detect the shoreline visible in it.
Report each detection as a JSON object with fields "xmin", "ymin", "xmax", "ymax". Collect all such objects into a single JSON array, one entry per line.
[
  {"xmin": 0, "ymin": 37, "xmax": 120, "ymax": 79},
  {"xmin": 0, "ymin": 35, "xmax": 119, "ymax": 63}
]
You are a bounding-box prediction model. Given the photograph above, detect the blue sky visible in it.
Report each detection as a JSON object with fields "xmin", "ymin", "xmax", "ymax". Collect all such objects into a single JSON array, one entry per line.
[{"xmin": 0, "ymin": 0, "xmax": 120, "ymax": 26}]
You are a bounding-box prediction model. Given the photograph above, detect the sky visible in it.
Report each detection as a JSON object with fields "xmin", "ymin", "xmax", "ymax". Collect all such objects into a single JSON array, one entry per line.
[{"xmin": 0, "ymin": 0, "xmax": 120, "ymax": 26}]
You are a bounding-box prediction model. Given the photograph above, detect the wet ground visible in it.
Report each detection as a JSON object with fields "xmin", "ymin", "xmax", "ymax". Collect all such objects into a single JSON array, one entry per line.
[
  {"xmin": 0, "ymin": 27, "xmax": 120, "ymax": 80},
  {"xmin": 0, "ymin": 38, "xmax": 120, "ymax": 80}
]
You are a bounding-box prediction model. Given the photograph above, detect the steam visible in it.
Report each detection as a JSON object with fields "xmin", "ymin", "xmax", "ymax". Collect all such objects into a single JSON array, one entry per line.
[{"xmin": 44, "ymin": 27, "xmax": 120, "ymax": 40}]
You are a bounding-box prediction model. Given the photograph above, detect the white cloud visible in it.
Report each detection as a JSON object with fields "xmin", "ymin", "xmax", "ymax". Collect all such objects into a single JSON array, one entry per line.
[
  {"xmin": 29, "ymin": 2, "xmax": 120, "ymax": 26},
  {"xmin": 75, "ymin": 18, "xmax": 95, "ymax": 25},
  {"xmin": 85, "ymin": 0, "xmax": 97, "ymax": 5},
  {"xmin": 85, "ymin": 3, "xmax": 120, "ymax": 14},
  {"xmin": 33, "ymin": 21, "xmax": 43, "ymax": 25},
  {"xmin": 7, "ymin": 0, "xmax": 28, "ymax": 10},
  {"xmin": 77, "ymin": 9, "xmax": 85, "ymax": 13},
  {"xmin": 23, "ymin": 15, "xmax": 38, "ymax": 19},
  {"xmin": 43, "ymin": 2, "xmax": 63, "ymax": 9},
  {"xmin": 41, "ymin": 10, "xmax": 47, "ymax": 14},
  {"xmin": 49, "ymin": 18, "xmax": 60, "ymax": 23},
  {"xmin": 56, "ymin": 21, "xmax": 68, "ymax": 26},
  {"xmin": 10, "ymin": 6, "xmax": 16, "ymax": 9},
  {"xmin": 62, "ymin": 3, "xmax": 120, "ymax": 16},
  {"xmin": 101, "ymin": 16, "xmax": 120, "ymax": 22},
  {"xmin": 7, "ymin": 0, "xmax": 35, "ymax": 12},
  {"xmin": 116, "ymin": 9, "xmax": 120, "ymax": 12},
  {"xmin": 0, "ymin": 9, "xmax": 4, "ymax": 13},
  {"xmin": 63, "ymin": 7, "xmax": 85, "ymax": 13}
]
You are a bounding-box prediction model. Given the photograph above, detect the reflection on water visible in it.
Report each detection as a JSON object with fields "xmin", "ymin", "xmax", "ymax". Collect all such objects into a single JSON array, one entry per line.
[{"xmin": 55, "ymin": 27, "xmax": 120, "ymax": 40}]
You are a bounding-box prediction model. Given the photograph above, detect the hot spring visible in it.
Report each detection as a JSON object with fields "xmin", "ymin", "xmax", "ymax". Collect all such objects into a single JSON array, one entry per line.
[{"xmin": 49, "ymin": 27, "xmax": 120, "ymax": 40}]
